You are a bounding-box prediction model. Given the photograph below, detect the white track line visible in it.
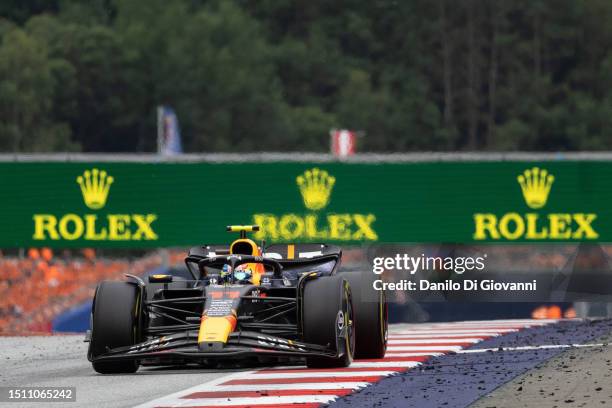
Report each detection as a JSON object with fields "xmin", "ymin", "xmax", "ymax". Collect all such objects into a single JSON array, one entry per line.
[
  {"xmin": 173, "ymin": 395, "xmax": 338, "ymax": 406},
  {"xmin": 458, "ymin": 342, "xmax": 607, "ymax": 354},
  {"xmin": 245, "ymin": 371, "xmax": 396, "ymax": 379},
  {"xmin": 391, "ymin": 329, "xmax": 518, "ymax": 335},
  {"xmin": 349, "ymin": 361, "xmax": 422, "ymax": 368},
  {"xmin": 388, "ymin": 345, "xmax": 464, "ymax": 352},
  {"xmin": 206, "ymin": 382, "xmax": 370, "ymax": 391},
  {"xmin": 389, "ymin": 338, "xmax": 483, "ymax": 344},
  {"xmin": 403, "ymin": 325, "xmax": 530, "ymax": 329},
  {"xmin": 398, "ymin": 319, "xmax": 560, "ymax": 326},
  {"xmin": 385, "ymin": 352, "xmax": 444, "ymax": 357},
  {"xmin": 395, "ymin": 323, "xmax": 557, "ymax": 330},
  {"xmin": 389, "ymin": 333, "xmax": 494, "ymax": 338}
]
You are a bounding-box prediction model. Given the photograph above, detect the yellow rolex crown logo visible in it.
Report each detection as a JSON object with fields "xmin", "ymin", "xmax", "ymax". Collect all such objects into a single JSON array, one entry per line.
[
  {"xmin": 296, "ymin": 167, "xmax": 335, "ymax": 210},
  {"xmin": 517, "ymin": 167, "xmax": 554, "ymax": 209},
  {"xmin": 76, "ymin": 168, "xmax": 114, "ymax": 210}
]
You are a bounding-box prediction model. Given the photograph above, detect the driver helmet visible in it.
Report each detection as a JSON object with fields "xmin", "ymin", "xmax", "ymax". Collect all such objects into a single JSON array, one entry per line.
[{"xmin": 233, "ymin": 264, "xmax": 253, "ymax": 283}]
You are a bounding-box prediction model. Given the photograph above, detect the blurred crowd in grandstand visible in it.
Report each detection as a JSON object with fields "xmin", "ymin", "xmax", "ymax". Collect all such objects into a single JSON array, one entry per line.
[
  {"xmin": 2, "ymin": 244, "xmax": 610, "ymax": 334},
  {"xmin": 0, "ymin": 248, "xmax": 183, "ymax": 335}
]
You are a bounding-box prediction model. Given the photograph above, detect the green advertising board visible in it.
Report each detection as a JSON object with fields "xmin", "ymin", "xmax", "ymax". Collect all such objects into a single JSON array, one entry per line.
[{"xmin": 0, "ymin": 160, "xmax": 610, "ymax": 247}]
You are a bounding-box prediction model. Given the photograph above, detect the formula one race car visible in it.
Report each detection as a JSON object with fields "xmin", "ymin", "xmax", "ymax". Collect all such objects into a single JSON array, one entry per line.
[{"xmin": 87, "ymin": 225, "xmax": 387, "ymax": 373}]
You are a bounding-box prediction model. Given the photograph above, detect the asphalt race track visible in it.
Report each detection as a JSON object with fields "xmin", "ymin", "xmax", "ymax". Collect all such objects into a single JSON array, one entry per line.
[
  {"xmin": 0, "ymin": 336, "xmax": 232, "ymax": 408},
  {"xmin": 1, "ymin": 319, "xmax": 611, "ymax": 408}
]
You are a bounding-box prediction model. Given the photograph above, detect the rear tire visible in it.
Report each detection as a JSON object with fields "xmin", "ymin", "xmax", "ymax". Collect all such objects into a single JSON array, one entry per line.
[
  {"xmin": 340, "ymin": 270, "xmax": 388, "ymax": 359},
  {"xmin": 90, "ymin": 281, "xmax": 141, "ymax": 374},
  {"xmin": 302, "ymin": 275, "xmax": 354, "ymax": 368}
]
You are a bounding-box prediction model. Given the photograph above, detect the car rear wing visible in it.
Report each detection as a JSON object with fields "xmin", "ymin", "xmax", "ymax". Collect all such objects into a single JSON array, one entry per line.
[
  {"xmin": 189, "ymin": 243, "xmax": 341, "ymax": 260},
  {"xmin": 186, "ymin": 243, "xmax": 342, "ymax": 278}
]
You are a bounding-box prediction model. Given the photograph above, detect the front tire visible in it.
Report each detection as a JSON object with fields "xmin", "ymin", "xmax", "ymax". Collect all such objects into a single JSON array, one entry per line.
[
  {"xmin": 89, "ymin": 281, "xmax": 141, "ymax": 374},
  {"xmin": 302, "ymin": 275, "xmax": 355, "ymax": 368}
]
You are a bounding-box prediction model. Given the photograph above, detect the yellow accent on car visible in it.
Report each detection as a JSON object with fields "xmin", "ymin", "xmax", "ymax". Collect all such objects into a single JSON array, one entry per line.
[
  {"xmin": 148, "ymin": 274, "xmax": 173, "ymax": 283},
  {"xmin": 226, "ymin": 225, "xmax": 260, "ymax": 232},
  {"xmin": 287, "ymin": 244, "xmax": 295, "ymax": 259},
  {"xmin": 198, "ymin": 316, "xmax": 236, "ymax": 344},
  {"xmin": 230, "ymin": 238, "xmax": 259, "ymax": 255}
]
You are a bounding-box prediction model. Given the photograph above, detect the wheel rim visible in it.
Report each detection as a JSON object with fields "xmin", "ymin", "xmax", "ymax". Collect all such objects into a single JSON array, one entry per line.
[
  {"xmin": 382, "ymin": 290, "xmax": 388, "ymax": 346},
  {"xmin": 344, "ymin": 284, "xmax": 355, "ymax": 360}
]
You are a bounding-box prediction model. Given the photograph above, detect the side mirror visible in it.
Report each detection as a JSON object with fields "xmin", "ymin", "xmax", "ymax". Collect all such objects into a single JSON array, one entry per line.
[{"xmin": 148, "ymin": 274, "xmax": 173, "ymax": 283}]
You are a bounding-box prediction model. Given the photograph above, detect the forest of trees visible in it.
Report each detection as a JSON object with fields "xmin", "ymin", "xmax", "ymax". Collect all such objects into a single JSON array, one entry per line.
[{"xmin": 1, "ymin": 0, "xmax": 612, "ymax": 153}]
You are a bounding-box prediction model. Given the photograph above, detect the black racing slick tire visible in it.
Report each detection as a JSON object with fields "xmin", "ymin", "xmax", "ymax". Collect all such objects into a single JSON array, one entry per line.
[
  {"xmin": 89, "ymin": 281, "xmax": 141, "ymax": 374},
  {"xmin": 340, "ymin": 270, "xmax": 388, "ymax": 359},
  {"xmin": 302, "ymin": 275, "xmax": 355, "ymax": 368}
]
